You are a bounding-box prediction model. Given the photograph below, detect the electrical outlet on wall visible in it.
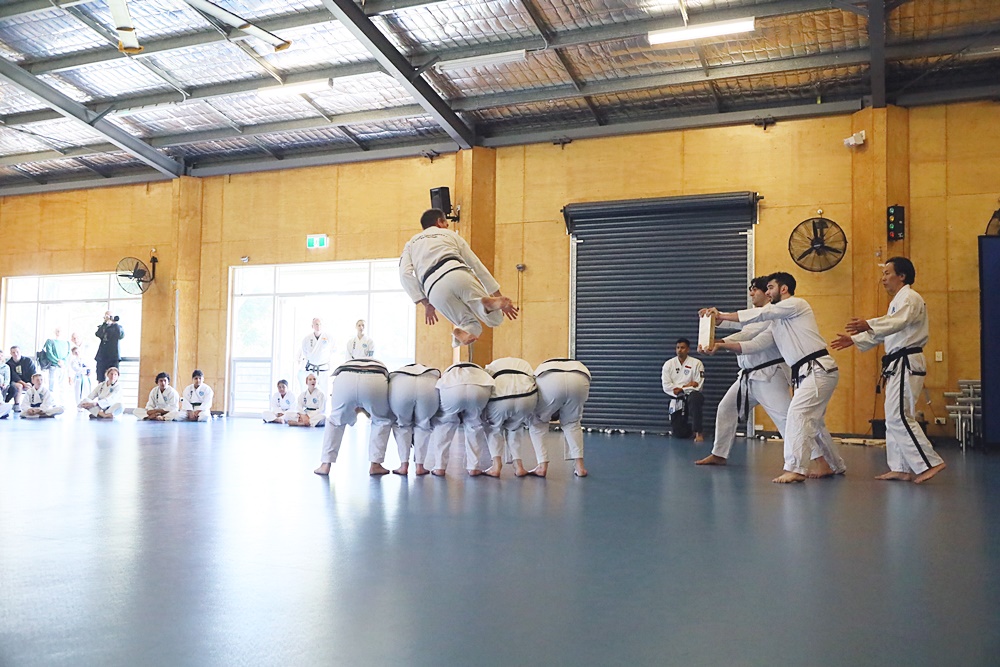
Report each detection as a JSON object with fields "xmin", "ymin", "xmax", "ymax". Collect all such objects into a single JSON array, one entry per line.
[{"xmin": 935, "ymin": 351, "xmax": 943, "ymax": 362}]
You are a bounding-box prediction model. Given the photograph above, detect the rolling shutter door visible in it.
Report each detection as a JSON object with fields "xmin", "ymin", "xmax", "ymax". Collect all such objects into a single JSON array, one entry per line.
[{"xmin": 564, "ymin": 192, "xmax": 758, "ymax": 432}]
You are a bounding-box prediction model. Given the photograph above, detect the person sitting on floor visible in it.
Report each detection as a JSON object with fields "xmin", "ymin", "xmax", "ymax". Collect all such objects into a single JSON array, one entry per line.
[
  {"xmin": 21, "ymin": 373, "xmax": 64, "ymax": 418},
  {"xmin": 168, "ymin": 370, "xmax": 214, "ymax": 422},
  {"xmin": 133, "ymin": 372, "xmax": 179, "ymax": 421},
  {"xmin": 79, "ymin": 367, "xmax": 124, "ymax": 419},
  {"xmin": 287, "ymin": 373, "xmax": 326, "ymax": 427},
  {"xmin": 263, "ymin": 379, "xmax": 295, "ymax": 424}
]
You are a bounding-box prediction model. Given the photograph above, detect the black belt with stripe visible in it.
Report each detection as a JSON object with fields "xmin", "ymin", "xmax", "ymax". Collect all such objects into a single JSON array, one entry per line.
[
  {"xmin": 790, "ymin": 349, "xmax": 832, "ymax": 388},
  {"xmin": 304, "ymin": 363, "xmax": 329, "ymax": 373},
  {"xmin": 878, "ymin": 346, "xmax": 925, "ymax": 390},
  {"xmin": 422, "ymin": 255, "xmax": 468, "ymax": 296},
  {"xmin": 488, "ymin": 389, "xmax": 538, "ymax": 403},
  {"xmin": 333, "ymin": 365, "xmax": 389, "ymax": 378},
  {"xmin": 736, "ymin": 357, "xmax": 785, "ymax": 421}
]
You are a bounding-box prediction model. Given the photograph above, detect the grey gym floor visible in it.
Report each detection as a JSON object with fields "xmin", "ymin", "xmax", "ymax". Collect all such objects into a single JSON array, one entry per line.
[{"xmin": 1, "ymin": 415, "xmax": 997, "ymax": 667}]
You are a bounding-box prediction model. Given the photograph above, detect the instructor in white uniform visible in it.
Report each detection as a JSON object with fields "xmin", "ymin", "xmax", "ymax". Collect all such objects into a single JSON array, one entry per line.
[
  {"xmin": 698, "ymin": 276, "xmax": 791, "ymax": 465},
  {"xmin": 399, "ymin": 209, "xmax": 518, "ymax": 347},
  {"xmin": 299, "ymin": 318, "xmax": 333, "ymax": 393},
  {"xmin": 706, "ymin": 272, "xmax": 846, "ymax": 483},
  {"xmin": 314, "ymin": 359, "xmax": 395, "ymax": 477},
  {"xmin": 832, "ymin": 257, "xmax": 946, "ymax": 483},
  {"xmin": 661, "ymin": 338, "xmax": 706, "ymax": 442}
]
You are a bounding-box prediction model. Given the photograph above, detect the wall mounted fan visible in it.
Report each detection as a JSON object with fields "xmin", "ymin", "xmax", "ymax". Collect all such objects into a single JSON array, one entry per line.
[
  {"xmin": 788, "ymin": 217, "xmax": 848, "ymax": 272},
  {"xmin": 986, "ymin": 208, "xmax": 1000, "ymax": 236},
  {"xmin": 116, "ymin": 256, "xmax": 157, "ymax": 295}
]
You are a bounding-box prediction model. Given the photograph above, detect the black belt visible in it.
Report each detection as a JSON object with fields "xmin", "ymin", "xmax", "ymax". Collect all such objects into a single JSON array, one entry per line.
[
  {"xmin": 491, "ymin": 369, "xmax": 531, "ymax": 378},
  {"xmin": 304, "ymin": 363, "xmax": 329, "ymax": 373},
  {"xmin": 305, "ymin": 407, "xmax": 318, "ymax": 411},
  {"xmin": 422, "ymin": 255, "xmax": 468, "ymax": 296},
  {"xmin": 333, "ymin": 365, "xmax": 389, "ymax": 378},
  {"xmin": 790, "ymin": 349, "xmax": 831, "ymax": 388},
  {"xmin": 737, "ymin": 357, "xmax": 785, "ymax": 421},
  {"xmin": 191, "ymin": 402, "xmax": 202, "ymax": 407},
  {"xmin": 488, "ymin": 389, "xmax": 538, "ymax": 403},
  {"xmin": 878, "ymin": 346, "xmax": 925, "ymax": 390},
  {"xmin": 31, "ymin": 402, "xmax": 41, "ymax": 408},
  {"xmin": 450, "ymin": 363, "xmax": 480, "ymax": 370}
]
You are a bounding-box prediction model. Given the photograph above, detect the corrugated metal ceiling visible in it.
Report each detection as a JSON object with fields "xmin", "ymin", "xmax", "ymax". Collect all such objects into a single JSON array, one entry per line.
[{"xmin": 0, "ymin": 0, "xmax": 994, "ymax": 191}]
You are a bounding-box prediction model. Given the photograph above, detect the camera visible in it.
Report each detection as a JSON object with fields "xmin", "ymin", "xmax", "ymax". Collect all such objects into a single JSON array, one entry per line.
[{"xmin": 113, "ymin": 316, "xmax": 120, "ymax": 322}]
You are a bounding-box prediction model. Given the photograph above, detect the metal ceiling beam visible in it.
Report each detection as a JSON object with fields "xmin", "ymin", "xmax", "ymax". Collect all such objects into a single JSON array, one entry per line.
[
  {"xmin": 869, "ymin": 1, "xmax": 887, "ymax": 107},
  {"xmin": 318, "ymin": 0, "xmax": 474, "ymax": 149},
  {"xmin": 188, "ymin": 141, "xmax": 460, "ymax": 177},
  {"xmin": 895, "ymin": 83, "xmax": 1000, "ymax": 107},
  {"xmin": 0, "ymin": 171, "xmax": 172, "ymax": 197},
  {"xmin": 480, "ymin": 100, "xmax": 863, "ymax": 147},
  {"xmin": 0, "ymin": 58, "xmax": 184, "ymax": 177},
  {"xmin": 829, "ymin": 1, "xmax": 867, "ymax": 17}
]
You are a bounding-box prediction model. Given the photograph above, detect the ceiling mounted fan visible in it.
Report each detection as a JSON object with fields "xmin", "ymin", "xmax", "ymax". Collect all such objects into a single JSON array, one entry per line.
[
  {"xmin": 788, "ymin": 216, "xmax": 848, "ymax": 272},
  {"xmin": 107, "ymin": 0, "xmax": 291, "ymax": 55}
]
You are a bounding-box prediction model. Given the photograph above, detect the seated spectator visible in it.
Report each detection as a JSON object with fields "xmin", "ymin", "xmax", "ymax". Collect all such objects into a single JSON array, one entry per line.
[
  {"xmin": 263, "ymin": 379, "xmax": 294, "ymax": 424},
  {"xmin": 168, "ymin": 370, "xmax": 214, "ymax": 422},
  {"xmin": 133, "ymin": 372, "xmax": 179, "ymax": 421},
  {"xmin": 661, "ymin": 338, "xmax": 706, "ymax": 442},
  {"xmin": 287, "ymin": 373, "xmax": 326, "ymax": 427},
  {"xmin": 79, "ymin": 367, "xmax": 124, "ymax": 419},
  {"xmin": 6, "ymin": 346, "xmax": 37, "ymax": 414},
  {"xmin": 22, "ymin": 373, "xmax": 64, "ymax": 418}
]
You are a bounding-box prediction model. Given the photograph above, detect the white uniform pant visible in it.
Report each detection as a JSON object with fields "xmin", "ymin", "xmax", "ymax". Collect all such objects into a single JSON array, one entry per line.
[
  {"xmin": 167, "ymin": 409, "xmax": 210, "ymax": 422},
  {"xmin": 74, "ymin": 375, "xmax": 92, "ymax": 406},
  {"xmin": 885, "ymin": 361, "xmax": 943, "ymax": 474},
  {"xmin": 47, "ymin": 366, "xmax": 64, "ymax": 402},
  {"xmin": 87, "ymin": 403, "xmax": 124, "ymax": 417},
  {"xmin": 784, "ymin": 368, "xmax": 845, "ymax": 475},
  {"xmin": 483, "ymin": 395, "xmax": 537, "ymax": 463},
  {"xmin": 262, "ymin": 410, "xmax": 292, "ymax": 423},
  {"xmin": 428, "ymin": 269, "xmax": 504, "ymax": 346},
  {"xmin": 0, "ymin": 402, "xmax": 12, "ymax": 418},
  {"xmin": 713, "ymin": 375, "xmax": 791, "ymax": 459},
  {"xmin": 528, "ymin": 372, "xmax": 590, "ymax": 463},
  {"xmin": 23, "ymin": 406, "xmax": 64, "ymax": 418},
  {"xmin": 133, "ymin": 408, "xmax": 172, "ymax": 420},
  {"xmin": 320, "ymin": 372, "xmax": 393, "ymax": 464},
  {"xmin": 388, "ymin": 374, "xmax": 439, "ymax": 466},
  {"xmin": 429, "ymin": 385, "xmax": 491, "ymax": 471}
]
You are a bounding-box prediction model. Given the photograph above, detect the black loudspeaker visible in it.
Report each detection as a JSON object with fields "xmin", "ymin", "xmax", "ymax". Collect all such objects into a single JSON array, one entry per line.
[{"xmin": 430, "ymin": 187, "xmax": 452, "ymax": 216}]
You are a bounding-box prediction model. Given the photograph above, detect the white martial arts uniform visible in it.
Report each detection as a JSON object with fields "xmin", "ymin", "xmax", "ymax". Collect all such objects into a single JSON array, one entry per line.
[
  {"xmin": 660, "ymin": 355, "xmax": 705, "ymax": 413},
  {"xmin": 81, "ymin": 380, "xmax": 124, "ymax": 417},
  {"xmin": 70, "ymin": 355, "xmax": 92, "ymax": 406},
  {"xmin": 429, "ymin": 363, "xmax": 494, "ymax": 472},
  {"xmin": 483, "ymin": 357, "xmax": 537, "ymax": 465},
  {"xmin": 299, "ymin": 331, "xmax": 334, "ymax": 392},
  {"xmin": 712, "ymin": 320, "xmax": 792, "ymax": 459},
  {"xmin": 289, "ymin": 387, "xmax": 327, "ymax": 427},
  {"xmin": 320, "ymin": 359, "xmax": 394, "ymax": 465},
  {"xmin": 399, "ymin": 227, "xmax": 504, "ymax": 347},
  {"xmin": 263, "ymin": 390, "xmax": 295, "ymax": 423},
  {"xmin": 738, "ymin": 297, "xmax": 846, "ymax": 476},
  {"xmin": 21, "ymin": 385, "xmax": 64, "ymax": 418},
  {"xmin": 168, "ymin": 383, "xmax": 214, "ymax": 422},
  {"xmin": 346, "ymin": 335, "xmax": 375, "ymax": 360},
  {"xmin": 388, "ymin": 364, "xmax": 441, "ymax": 468},
  {"xmin": 528, "ymin": 359, "xmax": 591, "ymax": 463},
  {"xmin": 852, "ymin": 284, "xmax": 944, "ymax": 474},
  {"xmin": 133, "ymin": 385, "xmax": 180, "ymax": 420}
]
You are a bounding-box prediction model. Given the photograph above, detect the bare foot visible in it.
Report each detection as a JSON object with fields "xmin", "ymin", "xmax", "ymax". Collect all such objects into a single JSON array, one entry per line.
[
  {"xmin": 773, "ymin": 472, "xmax": 807, "ymax": 484},
  {"xmin": 528, "ymin": 464, "xmax": 547, "ymax": 478},
  {"xmin": 513, "ymin": 462, "xmax": 529, "ymax": 477},
  {"xmin": 468, "ymin": 469, "xmax": 483, "ymax": 477},
  {"xmin": 693, "ymin": 433, "xmax": 704, "ymax": 443},
  {"xmin": 807, "ymin": 459, "xmax": 836, "ymax": 479},
  {"xmin": 415, "ymin": 464, "xmax": 430, "ymax": 476},
  {"xmin": 314, "ymin": 463, "xmax": 331, "ymax": 476},
  {"xmin": 914, "ymin": 462, "xmax": 947, "ymax": 484},
  {"xmin": 393, "ymin": 463, "xmax": 409, "ymax": 476},
  {"xmin": 875, "ymin": 471, "xmax": 914, "ymax": 481},
  {"xmin": 481, "ymin": 295, "xmax": 510, "ymax": 313},
  {"xmin": 696, "ymin": 454, "xmax": 727, "ymax": 466},
  {"xmin": 483, "ymin": 464, "xmax": 501, "ymax": 478},
  {"xmin": 452, "ymin": 327, "xmax": 478, "ymax": 346},
  {"xmin": 431, "ymin": 469, "xmax": 446, "ymax": 477},
  {"xmin": 574, "ymin": 466, "xmax": 588, "ymax": 477},
  {"xmin": 369, "ymin": 463, "xmax": 390, "ymax": 476}
]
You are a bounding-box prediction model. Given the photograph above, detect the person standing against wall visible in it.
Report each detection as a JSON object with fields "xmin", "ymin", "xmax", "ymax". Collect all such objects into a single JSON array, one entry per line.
[
  {"xmin": 346, "ymin": 319, "xmax": 375, "ymax": 360},
  {"xmin": 95, "ymin": 312, "xmax": 124, "ymax": 380},
  {"xmin": 42, "ymin": 328, "xmax": 71, "ymax": 403}
]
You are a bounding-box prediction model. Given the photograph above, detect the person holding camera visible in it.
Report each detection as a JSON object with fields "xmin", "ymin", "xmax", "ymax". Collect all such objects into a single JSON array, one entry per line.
[{"xmin": 95, "ymin": 311, "xmax": 124, "ymax": 380}]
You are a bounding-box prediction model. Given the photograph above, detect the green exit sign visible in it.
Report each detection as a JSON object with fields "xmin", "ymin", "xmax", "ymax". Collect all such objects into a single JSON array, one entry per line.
[{"xmin": 306, "ymin": 234, "xmax": 328, "ymax": 249}]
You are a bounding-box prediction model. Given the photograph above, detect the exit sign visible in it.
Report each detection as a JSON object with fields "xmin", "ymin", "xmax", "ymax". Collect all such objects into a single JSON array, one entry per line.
[{"xmin": 306, "ymin": 234, "xmax": 328, "ymax": 249}]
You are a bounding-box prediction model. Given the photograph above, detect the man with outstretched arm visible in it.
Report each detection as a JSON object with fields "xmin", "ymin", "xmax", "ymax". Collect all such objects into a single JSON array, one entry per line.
[
  {"xmin": 399, "ymin": 208, "xmax": 518, "ymax": 347},
  {"xmin": 831, "ymin": 257, "xmax": 946, "ymax": 484},
  {"xmin": 697, "ymin": 276, "xmax": 792, "ymax": 466},
  {"xmin": 704, "ymin": 272, "xmax": 846, "ymax": 483}
]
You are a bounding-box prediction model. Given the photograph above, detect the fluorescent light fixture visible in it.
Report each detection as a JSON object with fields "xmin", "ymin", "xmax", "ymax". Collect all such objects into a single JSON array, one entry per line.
[
  {"xmin": 257, "ymin": 79, "xmax": 331, "ymax": 98},
  {"xmin": 435, "ymin": 49, "xmax": 527, "ymax": 73},
  {"xmin": 183, "ymin": 0, "xmax": 291, "ymax": 51},
  {"xmin": 648, "ymin": 17, "xmax": 755, "ymax": 45},
  {"xmin": 108, "ymin": 0, "xmax": 142, "ymax": 54}
]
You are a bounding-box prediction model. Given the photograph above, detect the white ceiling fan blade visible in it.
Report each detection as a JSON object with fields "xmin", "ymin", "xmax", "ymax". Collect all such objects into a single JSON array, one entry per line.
[
  {"xmin": 107, "ymin": 0, "xmax": 143, "ymax": 53},
  {"xmin": 182, "ymin": 0, "xmax": 291, "ymax": 51}
]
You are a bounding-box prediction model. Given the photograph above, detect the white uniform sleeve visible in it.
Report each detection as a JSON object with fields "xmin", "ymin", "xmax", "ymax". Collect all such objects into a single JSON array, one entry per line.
[
  {"xmin": 41, "ymin": 389, "xmax": 57, "ymax": 411},
  {"xmin": 738, "ymin": 298, "xmax": 807, "ymax": 324},
  {"xmin": 692, "ymin": 358, "xmax": 705, "ymax": 391},
  {"xmin": 399, "ymin": 243, "xmax": 426, "ymax": 303},
  {"xmin": 852, "ymin": 297, "xmax": 921, "ymax": 353},
  {"xmin": 146, "ymin": 388, "xmax": 158, "ymax": 410},
  {"xmin": 180, "ymin": 387, "xmax": 193, "ymax": 411},
  {"xmin": 200, "ymin": 387, "xmax": 214, "ymax": 412},
  {"xmin": 456, "ymin": 234, "xmax": 501, "ymax": 295},
  {"xmin": 723, "ymin": 320, "xmax": 769, "ymax": 343},
  {"xmin": 270, "ymin": 392, "xmax": 280, "ymax": 412},
  {"xmin": 316, "ymin": 391, "xmax": 327, "ymax": 414},
  {"xmin": 166, "ymin": 388, "xmax": 180, "ymax": 411},
  {"xmin": 296, "ymin": 391, "xmax": 307, "ymax": 412},
  {"xmin": 86, "ymin": 383, "xmax": 101, "ymax": 401},
  {"xmin": 661, "ymin": 361, "xmax": 682, "ymax": 393},
  {"xmin": 736, "ymin": 328, "xmax": 778, "ymax": 356}
]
